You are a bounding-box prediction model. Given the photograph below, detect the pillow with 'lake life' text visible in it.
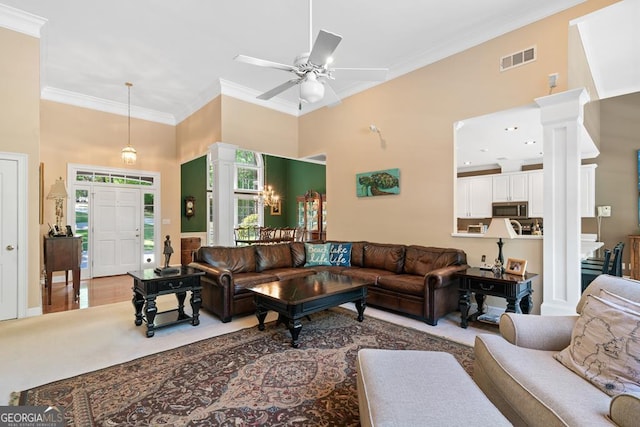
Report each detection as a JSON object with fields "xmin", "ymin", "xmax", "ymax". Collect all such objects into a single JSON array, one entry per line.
[
  {"xmin": 329, "ymin": 243, "xmax": 352, "ymax": 267},
  {"xmin": 304, "ymin": 243, "xmax": 331, "ymax": 266}
]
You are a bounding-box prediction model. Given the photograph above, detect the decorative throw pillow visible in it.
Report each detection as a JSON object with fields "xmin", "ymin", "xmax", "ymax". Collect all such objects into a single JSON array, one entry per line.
[
  {"xmin": 554, "ymin": 295, "xmax": 640, "ymax": 396},
  {"xmin": 304, "ymin": 243, "xmax": 331, "ymax": 267},
  {"xmin": 599, "ymin": 289, "xmax": 640, "ymax": 312},
  {"xmin": 329, "ymin": 243, "xmax": 352, "ymax": 267}
]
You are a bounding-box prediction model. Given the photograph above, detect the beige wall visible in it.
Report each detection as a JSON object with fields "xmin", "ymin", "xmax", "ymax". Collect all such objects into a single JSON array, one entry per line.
[
  {"xmin": 0, "ymin": 27, "xmax": 41, "ymax": 309},
  {"xmin": 582, "ymin": 92, "xmax": 640, "ymax": 274},
  {"xmin": 176, "ymin": 95, "xmax": 222, "ymax": 164},
  {"xmin": 221, "ymin": 96, "xmax": 299, "ymax": 158}
]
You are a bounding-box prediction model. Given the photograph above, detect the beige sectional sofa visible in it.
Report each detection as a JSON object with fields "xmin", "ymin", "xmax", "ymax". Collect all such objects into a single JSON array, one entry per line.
[{"xmin": 474, "ymin": 274, "xmax": 640, "ymax": 427}]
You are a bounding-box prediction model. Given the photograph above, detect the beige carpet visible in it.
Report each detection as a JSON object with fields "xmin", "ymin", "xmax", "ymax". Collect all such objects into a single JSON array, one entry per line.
[{"xmin": 0, "ymin": 295, "xmax": 496, "ymax": 405}]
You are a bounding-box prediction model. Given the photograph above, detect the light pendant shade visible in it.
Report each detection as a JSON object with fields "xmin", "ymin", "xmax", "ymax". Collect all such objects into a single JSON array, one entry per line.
[
  {"xmin": 121, "ymin": 82, "xmax": 137, "ymax": 165},
  {"xmin": 300, "ymin": 74, "xmax": 324, "ymax": 103},
  {"xmin": 121, "ymin": 145, "xmax": 137, "ymax": 165}
]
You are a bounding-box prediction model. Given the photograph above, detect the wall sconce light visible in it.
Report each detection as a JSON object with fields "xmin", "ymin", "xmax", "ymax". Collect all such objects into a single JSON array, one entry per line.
[{"xmin": 369, "ymin": 124, "xmax": 385, "ymax": 147}]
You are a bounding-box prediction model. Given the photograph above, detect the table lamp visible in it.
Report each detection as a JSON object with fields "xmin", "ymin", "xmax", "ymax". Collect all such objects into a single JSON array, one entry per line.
[
  {"xmin": 484, "ymin": 218, "xmax": 518, "ymax": 269},
  {"xmin": 47, "ymin": 177, "xmax": 69, "ymax": 231}
]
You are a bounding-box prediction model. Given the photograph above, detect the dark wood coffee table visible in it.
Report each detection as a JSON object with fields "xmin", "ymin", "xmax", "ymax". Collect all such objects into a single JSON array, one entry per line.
[{"xmin": 248, "ymin": 271, "xmax": 371, "ymax": 347}]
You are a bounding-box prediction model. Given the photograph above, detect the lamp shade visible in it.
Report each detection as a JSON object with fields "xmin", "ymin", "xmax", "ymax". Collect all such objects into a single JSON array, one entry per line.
[
  {"xmin": 484, "ymin": 218, "xmax": 518, "ymax": 239},
  {"xmin": 47, "ymin": 177, "xmax": 68, "ymax": 199},
  {"xmin": 300, "ymin": 74, "xmax": 325, "ymax": 103}
]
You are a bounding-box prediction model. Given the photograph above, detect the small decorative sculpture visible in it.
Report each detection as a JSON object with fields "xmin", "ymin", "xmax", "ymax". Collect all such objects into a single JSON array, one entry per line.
[
  {"xmin": 492, "ymin": 259, "xmax": 503, "ymax": 276},
  {"xmin": 163, "ymin": 235, "xmax": 173, "ymax": 268},
  {"xmin": 155, "ymin": 235, "xmax": 179, "ymax": 275}
]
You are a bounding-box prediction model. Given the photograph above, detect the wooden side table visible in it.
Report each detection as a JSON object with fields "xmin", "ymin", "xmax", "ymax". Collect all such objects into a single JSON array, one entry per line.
[
  {"xmin": 456, "ymin": 267, "xmax": 537, "ymax": 329},
  {"xmin": 44, "ymin": 236, "xmax": 82, "ymax": 305},
  {"xmin": 128, "ymin": 267, "xmax": 204, "ymax": 337}
]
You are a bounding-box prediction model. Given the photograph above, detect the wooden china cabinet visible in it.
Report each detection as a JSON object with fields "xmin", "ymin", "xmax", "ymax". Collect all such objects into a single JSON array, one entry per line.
[{"xmin": 297, "ymin": 190, "xmax": 326, "ymax": 241}]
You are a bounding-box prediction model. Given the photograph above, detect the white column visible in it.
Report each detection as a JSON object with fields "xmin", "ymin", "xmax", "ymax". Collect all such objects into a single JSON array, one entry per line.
[
  {"xmin": 535, "ymin": 88, "xmax": 590, "ymax": 315},
  {"xmin": 209, "ymin": 142, "xmax": 238, "ymax": 246}
]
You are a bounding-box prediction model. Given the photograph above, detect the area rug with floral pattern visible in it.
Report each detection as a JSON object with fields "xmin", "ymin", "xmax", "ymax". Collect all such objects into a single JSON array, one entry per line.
[{"xmin": 18, "ymin": 308, "xmax": 474, "ymax": 426}]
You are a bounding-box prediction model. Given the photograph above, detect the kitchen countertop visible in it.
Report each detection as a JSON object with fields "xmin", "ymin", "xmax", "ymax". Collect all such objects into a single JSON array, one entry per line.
[{"xmin": 452, "ymin": 232, "xmax": 603, "ymax": 259}]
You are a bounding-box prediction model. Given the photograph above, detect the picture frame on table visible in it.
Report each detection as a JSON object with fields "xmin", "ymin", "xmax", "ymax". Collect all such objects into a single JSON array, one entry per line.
[{"xmin": 505, "ymin": 258, "xmax": 527, "ymax": 275}]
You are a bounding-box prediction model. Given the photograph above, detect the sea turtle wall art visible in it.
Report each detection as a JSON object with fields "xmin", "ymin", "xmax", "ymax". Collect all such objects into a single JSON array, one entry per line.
[{"xmin": 356, "ymin": 168, "xmax": 400, "ymax": 197}]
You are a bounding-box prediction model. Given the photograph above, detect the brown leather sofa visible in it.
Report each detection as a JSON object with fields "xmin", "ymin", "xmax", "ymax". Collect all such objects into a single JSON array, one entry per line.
[{"xmin": 189, "ymin": 241, "xmax": 468, "ymax": 325}]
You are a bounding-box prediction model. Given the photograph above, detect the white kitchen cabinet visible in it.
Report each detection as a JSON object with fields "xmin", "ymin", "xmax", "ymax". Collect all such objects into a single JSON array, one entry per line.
[
  {"xmin": 528, "ymin": 170, "xmax": 544, "ymax": 218},
  {"xmin": 581, "ymin": 164, "xmax": 597, "ymax": 218},
  {"xmin": 457, "ymin": 176, "xmax": 492, "ymax": 218},
  {"xmin": 492, "ymin": 172, "xmax": 528, "ymax": 202},
  {"xmin": 525, "ymin": 165, "xmax": 596, "ymax": 218}
]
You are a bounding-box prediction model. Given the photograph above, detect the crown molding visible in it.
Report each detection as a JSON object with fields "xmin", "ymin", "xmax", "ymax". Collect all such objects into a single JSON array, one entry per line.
[
  {"xmin": 219, "ymin": 79, "xmax": 301, "ymax": 117},
  {"xmin": 0, "ymin": 3, "xmax": 47, "ymax": 38},
  {"xmin": 173, "ymin": 80, "xmax": 222, "ymax": 125},
  {"xmin": 41, "ymin": 86, "xmax": 176, "ymax": 125}
]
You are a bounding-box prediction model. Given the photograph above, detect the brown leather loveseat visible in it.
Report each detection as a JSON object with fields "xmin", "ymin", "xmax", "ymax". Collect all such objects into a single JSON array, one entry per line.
[{"xmin": 190, "ymin": 241, "xmax": 468, "ymax": 325}]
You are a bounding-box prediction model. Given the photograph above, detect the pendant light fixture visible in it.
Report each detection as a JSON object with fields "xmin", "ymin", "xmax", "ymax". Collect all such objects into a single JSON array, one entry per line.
[{"xmin": 121, "ymin": 82, "xmax": 137, "ymax": 165}]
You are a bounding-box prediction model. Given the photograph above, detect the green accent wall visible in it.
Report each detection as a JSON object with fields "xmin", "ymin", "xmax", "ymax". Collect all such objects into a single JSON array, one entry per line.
[
  {"xmin": 264, "ymin": 155, "xmax": 326, "ymax": 227},
  {"xmin": 181, "ymin": 155, "xmax": 207, "ymax": 232},
  {"xmin": 180, "ymin": 153, "xmax": 325, "ymax": 231}
]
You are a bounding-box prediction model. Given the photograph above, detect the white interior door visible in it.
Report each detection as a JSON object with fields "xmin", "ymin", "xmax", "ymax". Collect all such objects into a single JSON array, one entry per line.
[
  {"xmin": 0, "ymin": 159, "xmax": 18, "ymax": 320},
  {"xmin": 92, "ymin": 186, "xmax": 141, "ymax": 277}
]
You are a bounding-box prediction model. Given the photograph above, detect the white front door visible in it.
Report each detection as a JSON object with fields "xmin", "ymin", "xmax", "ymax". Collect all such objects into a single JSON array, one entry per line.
[
  {"xmin": 0, "ymin": 159, "xmax": 19, "ymax": 320},
  {"xmin": 92, "ymin": 186, "xmax": 141, "ymax": 277}
]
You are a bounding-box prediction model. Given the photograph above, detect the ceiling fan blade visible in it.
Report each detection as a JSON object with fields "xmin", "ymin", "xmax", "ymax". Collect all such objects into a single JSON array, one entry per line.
[
  {"xmin": 234, "ymin": 54, "xmax": 296, "ymax": 72},
  {"xmin": 257, "ymin": 79, "xmax": 300, "ymax": 100},
  {"xmin": 308, "ymin": 30, "xmax": 342, "ymax": 66},
  {"xmin": 321, "ymin": 80, "xmax": 342, "ymax": 107},
  {"xmin": 331, "ymin": 68, "xmax": 388, "ymax": 81}
]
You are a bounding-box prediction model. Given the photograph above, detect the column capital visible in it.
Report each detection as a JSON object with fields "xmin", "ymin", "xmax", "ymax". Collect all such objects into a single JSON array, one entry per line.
[{"xmin": 535, "ymin": 88, "xmax": 590, "ymax": 126}]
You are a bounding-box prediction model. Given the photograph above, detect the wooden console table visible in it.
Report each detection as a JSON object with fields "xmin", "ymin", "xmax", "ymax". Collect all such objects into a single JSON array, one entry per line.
[
  {"xmin": 44, "ymin": 236, "xmax": 82, "ymax": 305},
  {"xmin": 457, "ymin": 267, "xmax": 537, "ymax": 329}
]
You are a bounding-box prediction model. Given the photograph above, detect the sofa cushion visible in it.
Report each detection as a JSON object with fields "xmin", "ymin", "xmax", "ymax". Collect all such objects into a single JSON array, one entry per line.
[
  {"xmin": 363, "ymin": 243, "xmax": 405, "ymax": 273},
  {"xmin": 350, "ymin": 241, "xmax": 366, "ymax": 267},
  {"xmin": 197, "ymin": 246, "xmax": 256, "ymax": 273},
  {"xmin": 600, "ymin": 288, "xmax": 640, "ymax": 311},
  {"xmin": 232, "ymin": 272, "xmax": 279, "ymax": 294},
  {"xmin": 304, "ymin": 243, "xmax": 332, "ymax": 266},
  {"xmin": 329, "ymin": 242, "xmax": 352, "ymax": 267},
  {"xmin": 341, "ymin": 268, "xmax": 393, "ymax": 283},
  {"xmin": 269, "ymin": 268, "xmax": 316, "ymax": 281},
  {"xmin": 377, "ymin": 274, "xmax": 424, "ymax": 296},
  {"xmin": 290, "ymin": 242, "xmax": 306, "ymax": 267},
  {"xmin": 554, "ymin": 295, "xmax": 640, "ymax": 396},
  {"xmin": 475, "ymin": 334, "xmax": 612, "ymax": 426},
  {"xmin": 255, "ymin": 243, "xmax": 293, "ymax": 272},
  {"xmin": 578, "ymin": 274, "xmax": 640, "ymax": 314},
  {"xmin": 404, "ymin": 246, "xmax": 464, "ymax": 276}
]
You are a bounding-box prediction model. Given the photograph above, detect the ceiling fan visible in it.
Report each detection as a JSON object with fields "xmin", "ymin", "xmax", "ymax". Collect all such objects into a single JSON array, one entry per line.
[{"xmin": 234, "ymin": 0, "xmax": 388, "ymax": 109}]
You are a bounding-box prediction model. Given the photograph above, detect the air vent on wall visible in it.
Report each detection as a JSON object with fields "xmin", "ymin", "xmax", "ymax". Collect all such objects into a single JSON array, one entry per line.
[{"xmin": 500, "ymin": 46, "xmax": 536, "ymax": 71}]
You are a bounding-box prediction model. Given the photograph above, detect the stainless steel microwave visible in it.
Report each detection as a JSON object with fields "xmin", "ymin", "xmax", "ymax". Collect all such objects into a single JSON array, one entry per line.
[{"xmin": 492, "ymin": 202, "xmax": 528, "ymax": 219}]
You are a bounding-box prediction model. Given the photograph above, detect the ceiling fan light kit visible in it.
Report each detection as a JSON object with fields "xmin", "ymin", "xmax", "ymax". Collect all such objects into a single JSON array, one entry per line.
[
  {"xmin": 300, "ymin": 74, "xmax": 325, "ymax": 103},
  {"xmin": 234, "ymin": 0, "xmax": 387, "ymax": 108}
]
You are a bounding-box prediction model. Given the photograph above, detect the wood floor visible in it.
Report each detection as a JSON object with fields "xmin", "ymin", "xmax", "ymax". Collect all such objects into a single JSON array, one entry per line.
[{"xmin": 42, "ymin": 275, "xmax": 133, "ymax": 314}]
